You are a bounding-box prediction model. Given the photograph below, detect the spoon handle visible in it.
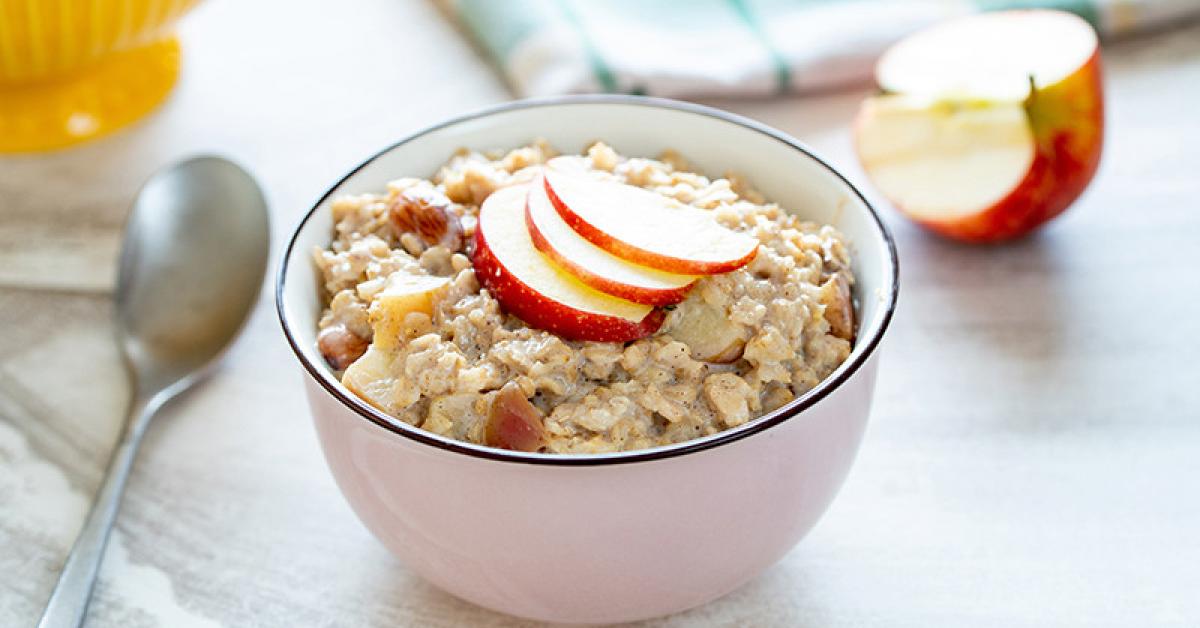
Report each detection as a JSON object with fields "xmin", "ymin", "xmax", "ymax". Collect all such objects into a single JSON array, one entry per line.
[{"xmin": 37, "ymin": 393, "xmax": 165, "ymax": 628}]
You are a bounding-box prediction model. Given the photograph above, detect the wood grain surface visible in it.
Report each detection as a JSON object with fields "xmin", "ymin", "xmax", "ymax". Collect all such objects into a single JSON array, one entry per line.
[{"xmin": 2, "ymin": 1, "xmax": 1198, "ymax": 626}]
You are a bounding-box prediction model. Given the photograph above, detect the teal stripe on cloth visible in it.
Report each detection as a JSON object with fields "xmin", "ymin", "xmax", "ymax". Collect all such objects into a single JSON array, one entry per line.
[
  {"xmin": 727, "ymin": 0, "xmax": 791, "ymax": 93},
  {"xmin": 457, "ymin": 0, "xmax": 552, "ymax": 63},
  {"xmin": 975, "ymin": 0, "xmax": 1100, "ymax": 31},
  {"xmin": 555, "ymin": 0, "xmax": 619, "ymax": 92}
]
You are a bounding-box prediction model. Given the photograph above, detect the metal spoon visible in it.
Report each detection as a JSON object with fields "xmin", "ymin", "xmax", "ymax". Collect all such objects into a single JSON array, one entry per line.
[{"xmin": 37, "ymin": 156, "xmax": 270, "ymax": 628}]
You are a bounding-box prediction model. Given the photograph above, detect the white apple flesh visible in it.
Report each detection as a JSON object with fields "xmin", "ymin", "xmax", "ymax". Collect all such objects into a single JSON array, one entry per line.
[
  {"xmin": 525, "ymin": 175, "xmax": 698, "ymax": 306},
  {"xmin": 542, "ymin": 166, "xmax": 758, "ymax": 274}
]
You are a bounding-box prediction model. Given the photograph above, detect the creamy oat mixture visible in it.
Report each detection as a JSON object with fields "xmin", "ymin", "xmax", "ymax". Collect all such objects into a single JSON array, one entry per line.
[{"xmin": 313, "ymin": 141, "xmax": 855, "ymax": 454}]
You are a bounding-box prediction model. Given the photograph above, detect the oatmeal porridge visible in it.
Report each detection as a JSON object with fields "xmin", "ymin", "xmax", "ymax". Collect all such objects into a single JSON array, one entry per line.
[{"xmin": 313, "ymin": 141, "xmax": 855, "ymax": 454}]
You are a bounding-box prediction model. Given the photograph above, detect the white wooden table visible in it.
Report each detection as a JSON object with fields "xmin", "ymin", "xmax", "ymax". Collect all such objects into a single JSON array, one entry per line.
[{"xmin": 2, "ymin": 1, "xmax": 1198, "ymax": 626}]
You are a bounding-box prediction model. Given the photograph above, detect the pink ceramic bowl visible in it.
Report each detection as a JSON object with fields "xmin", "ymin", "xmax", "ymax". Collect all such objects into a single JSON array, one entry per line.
[{"xmin": 277, "ymin": 96, "xmax": 898, "ymax": 624}]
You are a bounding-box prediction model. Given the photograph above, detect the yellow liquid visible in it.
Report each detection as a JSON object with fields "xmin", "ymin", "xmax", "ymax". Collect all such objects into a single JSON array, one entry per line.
[{"xmin": 0, "ymin": 0, "xmax": 199, "ymax": 152}]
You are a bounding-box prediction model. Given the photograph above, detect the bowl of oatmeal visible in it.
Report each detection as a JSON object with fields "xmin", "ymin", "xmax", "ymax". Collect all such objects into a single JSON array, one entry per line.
[{"xmin": 277, "ymin": 96, "xmax": 898, "ymax": 624}]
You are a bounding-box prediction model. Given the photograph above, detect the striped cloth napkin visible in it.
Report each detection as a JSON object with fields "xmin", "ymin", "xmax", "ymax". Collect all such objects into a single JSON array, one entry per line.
[{"xmin": 439, "ymin": 0, "xmax": 1199, "ymax": 98}]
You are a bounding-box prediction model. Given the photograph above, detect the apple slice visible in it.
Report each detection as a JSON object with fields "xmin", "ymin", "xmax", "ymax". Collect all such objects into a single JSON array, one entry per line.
[
  {"xmin": 542, "ymin": 167, "xmax": 758, "ymax": 274},
  {"xmin": 855, "ymin": 9, "xmax": 1103, "ymax": 242},
  {"xmin": 525, "ymin": 175, "xmax": 697, "ymax": 306},
  {"xmin": 472, "ymin": 184, "xmax": 665, "ymax": 342}
]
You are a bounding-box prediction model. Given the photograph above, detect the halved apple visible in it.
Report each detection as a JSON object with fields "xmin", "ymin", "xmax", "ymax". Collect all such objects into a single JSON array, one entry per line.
[
  {"xmin": 855, "ymin": 9, "xmax": 1103, "ymax": 242},
  {"xmin": 472, "ymin": 184, "xmax": 665, "ymax": 342},
  {"xmin": 525, "ymin": 175, "xmax": 697, "ymax": 306},
  {"xmin": 542, "ymin": 166, "xmax": 758, "ymax": 274}
]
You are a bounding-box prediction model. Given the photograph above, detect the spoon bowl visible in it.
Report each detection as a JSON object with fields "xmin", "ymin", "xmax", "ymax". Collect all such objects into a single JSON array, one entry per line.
[{"xmin": 116, "ymin": 156, "xmax": 270, "ymax": 393}]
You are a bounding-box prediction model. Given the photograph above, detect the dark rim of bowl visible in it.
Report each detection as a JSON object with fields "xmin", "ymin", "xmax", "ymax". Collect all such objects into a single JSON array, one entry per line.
[{"xmin": 276, "ymin": 94, "xmax": 899, "ymax": 466}]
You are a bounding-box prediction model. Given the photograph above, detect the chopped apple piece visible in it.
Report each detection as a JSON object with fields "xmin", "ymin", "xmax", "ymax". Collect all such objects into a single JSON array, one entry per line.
[
  {"xmin": 669, "ymin": 299, "xmax": 748, "ymax": 363},
  {"xmin": 368, "ymin": 273, "xmax": 451, "ymax": 351},
  {"xmin": 542, "ymin": 167, "xmax": 758, "ymax": 274},
  {"xmin": 341, "ymin": 345, "xmax": 398, "ymax": 412},
  {"xmin": 526, "ymin": 175, "xmax": 697, "ymax": 306},
  {"xmin": 485, "ymin": 382, "xmax": 547, "ymax": 452},
  {"xmin": 472, "ymin": 184, "xmax": 665, "ymax": 343},
  {"xmin": 703, "ymin": 373, "xmax": 755, "ymax": 428}
]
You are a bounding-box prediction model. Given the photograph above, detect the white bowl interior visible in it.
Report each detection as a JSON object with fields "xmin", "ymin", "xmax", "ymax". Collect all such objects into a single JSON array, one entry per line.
[{"xmin": 280, "ymin": 99, "xmax": 896, "ymax": 452}]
